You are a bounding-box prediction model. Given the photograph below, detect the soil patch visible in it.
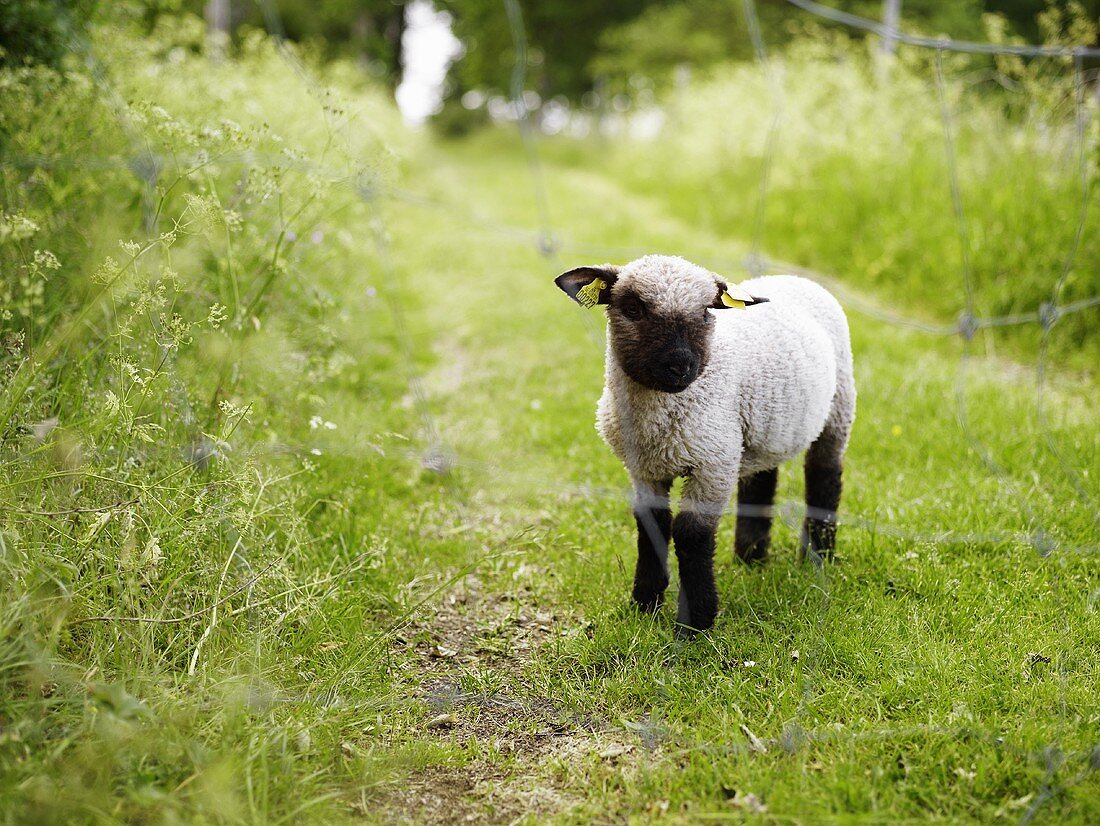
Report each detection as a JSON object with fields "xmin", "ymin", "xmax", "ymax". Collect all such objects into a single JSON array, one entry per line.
[{"xmin": 371, "ymin": 574, "xmax": 629, "ymax": 823}]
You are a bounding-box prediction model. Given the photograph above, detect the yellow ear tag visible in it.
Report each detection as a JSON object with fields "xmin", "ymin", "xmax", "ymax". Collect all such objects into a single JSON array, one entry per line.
[
  {"xmin": 720, "ymin": 290, "xmax": 747, "ymax": 309},
  {"xmin": 576, "ymin": 278, "xmax": 607, "ymax": 309}
]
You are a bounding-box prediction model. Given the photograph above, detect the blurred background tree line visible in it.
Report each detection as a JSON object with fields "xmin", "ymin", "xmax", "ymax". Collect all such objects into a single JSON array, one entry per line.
[{"xmin": 2, "ymin": 1, "xmax": 1098, "ymax": 108}]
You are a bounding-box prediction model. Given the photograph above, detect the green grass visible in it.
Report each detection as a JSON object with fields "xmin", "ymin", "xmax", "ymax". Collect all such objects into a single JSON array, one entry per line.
[
  {"xmin": 2, "ymin": 15, "xmax": 1098, "ymax": 824},
  {"xmin": 591, "ymin": 40, "xmax": 1100, "ymax": 371}
]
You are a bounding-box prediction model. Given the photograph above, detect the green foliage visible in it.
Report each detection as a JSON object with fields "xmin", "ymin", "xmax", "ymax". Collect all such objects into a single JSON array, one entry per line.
[
  {"xmin": 822, "ymin": 0, "xmax": 989, "ymax": 39},
  {"xmin": 228, "ymin": 0, "xmax": 409, "ymax": 82},
  {"xmin": 771, "ymin": 1, "xmax": 1099, "ymax": 44},
  {"xmin": 441, "ymin": 0, "xmax": 652, "ymax": 99},
  {"xmin": 988, "ymin": 0, "xmax": 1100, "ymax": 41},
  {"xmin": 1, "ymin": 10, "xmax": 410, "ymax": 820},
  {"xmin": 439, "ymin": 1, "xmax": 1098, "ymax": 101},
  {"xmin": 1, "ymin": 5, "xmax": 1099, "ymax": 823},
  {"xmin": 130, "ymin": 1, "xmax": 412, "ymax": 85},
  {"xmin": 590, "ymin": 0, "xmax": 749, "ymax": 89},
  {"xmin": 601, "ymin": 30, "xmax": 1100, "ymax": 367},
  {"xmin": 431, "ymin": 95, "xmax": 492, "ymax": 139},
  {"xmin": 0, "ymin": 0, "xmax": 99, "ymax": 68}
]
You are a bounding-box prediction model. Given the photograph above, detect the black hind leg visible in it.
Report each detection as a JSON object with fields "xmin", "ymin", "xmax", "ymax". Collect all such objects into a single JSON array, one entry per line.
[
  {"xmin": 801, "ymin": 438, "xmax": 844, "ymax": 563},
  {"xmin": 735, "ymin": 468, "xmax": 778, "ymax": 563}
]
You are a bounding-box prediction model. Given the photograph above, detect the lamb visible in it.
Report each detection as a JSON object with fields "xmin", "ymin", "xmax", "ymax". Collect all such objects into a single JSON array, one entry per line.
[{"xmin": 555, "ymin": 254, "xmax": 856, "ymax": 634}]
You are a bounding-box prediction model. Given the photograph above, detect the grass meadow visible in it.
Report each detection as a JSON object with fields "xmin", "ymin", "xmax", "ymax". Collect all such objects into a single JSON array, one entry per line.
[{"xmin": 1, "ymin": 11, "xmax": 1098, "ymax": 824}]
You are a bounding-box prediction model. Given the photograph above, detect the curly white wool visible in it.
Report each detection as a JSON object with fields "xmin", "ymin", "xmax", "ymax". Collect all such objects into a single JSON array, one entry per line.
[{"xmin": 596, "ymin": 257, "xmax": 855, "ymax": 509}]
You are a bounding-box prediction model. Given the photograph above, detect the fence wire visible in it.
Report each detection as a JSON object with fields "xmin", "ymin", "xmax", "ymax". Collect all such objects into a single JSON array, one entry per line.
[
  {"xmin": 251, "ymin": 0, "xmax": 471, "ymax": 520},
  {"xmin": 770, "ymin": 2, "xmax": 1097, "ymax": 819},
  {"xmin": 735, "ymin": 0, "xmax": 832, "ymax": 759},
  {"xmin": 504, "ymin": 0, "xmax": 1094, "ymax": 810},
  {"xmin": 784, "ymin": 0, "xmax": 1100, "ymax": 58},
  {"xmin": 1036, "ymin": 53, "xmax": 1100, "ymax": 525},
  {"xmin": 2, "ymin": 0, "xmax": 1097, "ymax": 808},
  {"xmin": 494, "ymin": 0, "xmax": 1098, "ymax": 814},
  {"xmin": 1, "ymin": 4, "xmax": 1096, "ymax": 551},
  {"xmin": 2, "ymin": 150, "xmax": 1096, "ymax": 337}
]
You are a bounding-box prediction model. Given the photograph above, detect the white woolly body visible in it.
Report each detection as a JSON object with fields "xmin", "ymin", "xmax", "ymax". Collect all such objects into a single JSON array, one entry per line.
[{"xmin": 596, "ymin": 264, "xmax": 855, "ymax": 503}]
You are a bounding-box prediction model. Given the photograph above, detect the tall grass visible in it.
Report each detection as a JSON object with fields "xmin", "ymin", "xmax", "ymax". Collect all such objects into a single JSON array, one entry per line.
[
  {"xmin": 596, "ymin": 31, "xmax": 1100, "ymax": 368},
  {"xmin": 1, "ymin": 12, "xmax": 415, "ymax": 820}
]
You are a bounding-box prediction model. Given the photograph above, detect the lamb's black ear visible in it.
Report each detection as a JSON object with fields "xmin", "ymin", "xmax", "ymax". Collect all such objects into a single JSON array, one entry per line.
[
  {"xmin": 555, "ymin": 265, "xmax": 620, "ymax": 308},
  {"xmin": 710, "ymin": 279, "xmax": 769, "ymax": 310}
]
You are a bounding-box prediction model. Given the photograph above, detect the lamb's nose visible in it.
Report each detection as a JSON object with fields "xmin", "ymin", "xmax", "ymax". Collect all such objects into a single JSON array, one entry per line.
[{"xmin": 663, "ymin": 355, "xmax": 695, "ymax": 382}]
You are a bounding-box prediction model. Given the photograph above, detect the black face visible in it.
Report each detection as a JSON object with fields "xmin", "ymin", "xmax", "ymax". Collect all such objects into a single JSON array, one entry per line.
[{"xmin": 608, "ymin": 289, "xmax": 715, "ymax": 393}]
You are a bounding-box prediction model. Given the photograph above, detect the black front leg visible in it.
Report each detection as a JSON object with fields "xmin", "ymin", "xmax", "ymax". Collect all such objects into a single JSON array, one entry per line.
[
  {"xmin": 673, "ymin": 511, "xmax": 719, "ymax": 633},
  {"xmin": 632, "ymin": 482, "xmax": 672, "ymax": 612},
  {"xmin": 735, "ymin": 468, "xmax": 778, "ymax": 563}
]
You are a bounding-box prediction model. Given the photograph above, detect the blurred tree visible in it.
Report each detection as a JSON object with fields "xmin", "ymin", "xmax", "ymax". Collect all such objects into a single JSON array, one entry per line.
[
  {"xmin": 0, "ymin": 0, "xmax": 99, "ymax": 67},
  {"xmin": 438, "ymin": 1, "xmax": 1100, "ymax": 102},
  {"xmin": 583, "ymin": 0, "xmax": 814, "ymax": 90},
  {"xmin": 128, "ymin": 0, "xmax": 1100, "ymax": 102},
  {"xmin": 174, "ymin": 0, "xmax": 409, "ymax": 83},
  {"xmin": 248, "ymin": 0, "xmax": 408, "ymax": 81},
  {"xmin": 437, "ymin": 0, "xmax": 653, "ymax": 99},
  {"xmin": 205, "ymin": 0, "xmax": 229, "ymax": 60},
  {"xmin": 589, "ymin": 0, "xmax": 750, "ymax": 89},
  {"xmin": 585, "ymin": 1, "xmax": 1100, "ymax": 97},
  {"xmin": 817, "ymin": 1, "xmax": 988, "ymax": 40},
  {"xmin": 808, "ymin": 1, "xmax": 1099, "ymax": 43}
]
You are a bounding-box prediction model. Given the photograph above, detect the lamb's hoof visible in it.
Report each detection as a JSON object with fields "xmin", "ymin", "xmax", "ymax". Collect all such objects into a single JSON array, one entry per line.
[
  {"xmin": 735, "ymin": 541, "xmax": 769, "ymax": 565},
  {"xmin": 674, "ymin": 591, "xmax": 715, "ymax": 637},
  {"xmin": 633, "ymin": 573, "xmax": 669, "ymax": 614},
  {"xmin": 799, "ymin": 541, "xmax": 835, "ymax": 566},
  {"xmin": 674, "ymin": 623, "xmax": 697, "ymax": 641},
  {"xmin": 800, "ymin": 523, "xmax": 837, "ymax": 565},
  {"xmin": 632, "ymin": 591, "xmax": 665, "ymax": 614},
  {"xmin": 674, "ymin": 617, "xmax": 715, "ymax": 639}
]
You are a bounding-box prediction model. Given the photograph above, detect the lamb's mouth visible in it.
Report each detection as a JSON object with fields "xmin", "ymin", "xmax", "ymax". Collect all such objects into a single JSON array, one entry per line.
[
  {"xmin": 619, "ymin": 358, "xmax": 699, "ymax": 394},
  {"xmin": 654, "ymin": 377, "xmax": 695, "ymax": 394}
]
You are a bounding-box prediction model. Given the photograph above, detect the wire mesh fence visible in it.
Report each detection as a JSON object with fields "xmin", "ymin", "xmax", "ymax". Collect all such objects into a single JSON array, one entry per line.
[
  {"xmin": 1, "ymin": 0, "xmax": 1096, "ymax": 580},
  {"xmin": 493, "ymin": 0, "xmax": 1099, "ymax": 815},
  {"xmin": 1, "ymin": 8, "xmax": 1096, "ymax": 576},
  {"xmin": 1, "ymin": 0, "xmax": 1098, "ymax": 814}
]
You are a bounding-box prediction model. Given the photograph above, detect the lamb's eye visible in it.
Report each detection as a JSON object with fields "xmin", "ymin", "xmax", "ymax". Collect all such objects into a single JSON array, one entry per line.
[{"xmin": 620, "ymin": 299, "xmax": 644, "ymax": 321}]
